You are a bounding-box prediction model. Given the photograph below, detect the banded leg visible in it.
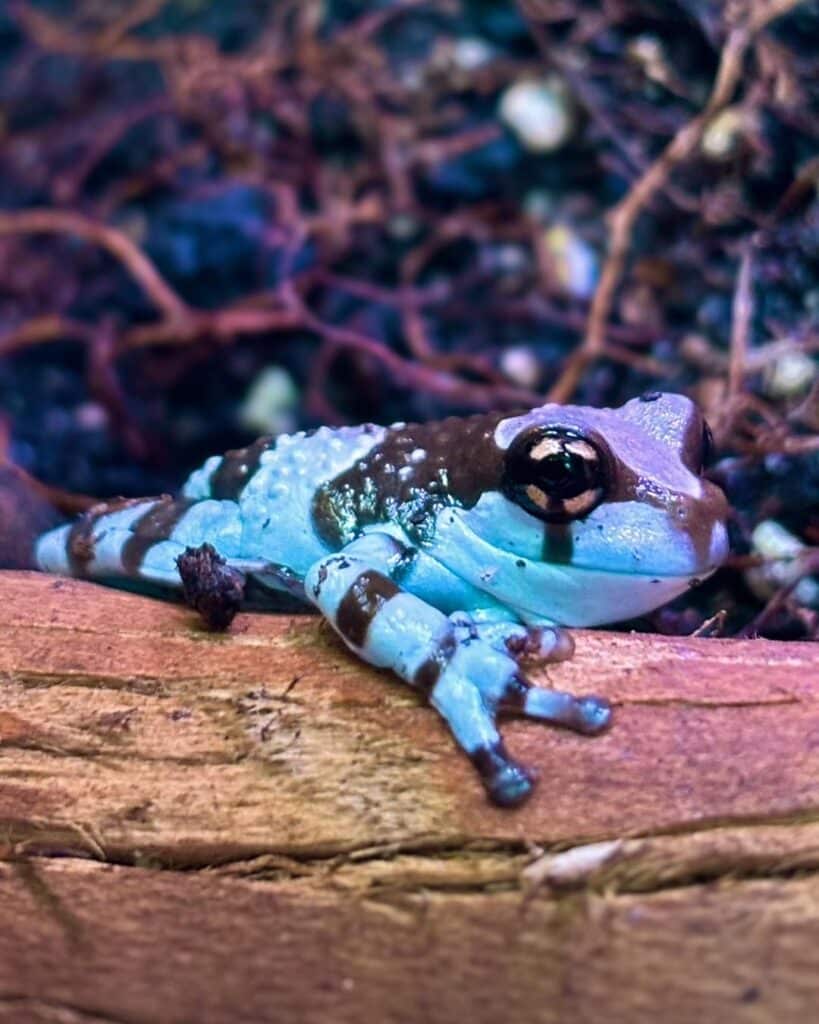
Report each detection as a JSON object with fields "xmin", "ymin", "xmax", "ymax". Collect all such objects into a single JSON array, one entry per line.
[
  {"xmin": 305, "ymin": 534, "xmax": 611, "ymax": 806},
  {"xmin": 35, "ymin": 495, "xmax": 243, "ymax": 587}
]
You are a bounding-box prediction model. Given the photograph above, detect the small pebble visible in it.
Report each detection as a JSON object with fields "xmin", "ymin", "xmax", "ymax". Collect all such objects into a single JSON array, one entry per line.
[
  {"xmin": 627, "ymin": 34, "xmax": 671, "ymax": 87},
  {"xmin": 761, "ymin": 348, "xmax": 817, "ymax": 399},
  {"xmin": 499, "ymin": 78, "xmax": 574, "ymax": 153},
  {"xmin": 239, "ymin": 366, "xmax": 299, "ymax": 436},
  {"xmin": 451, "ymin": 36, "xmax": 495, "ymax": 71},
  {"xmin": 746, "ymin": 520, "xmax": 819, "ymax": 607},
  {"xmin": 541, "ymin": 224, "xmax": 598, "ymax": 299},
  {"xmin": 500, "ymin": 346, "xmax": 541, "ymax": 389},
  {"xmin": 701, "ymin": 106, "xmax": 751, "ymax": 162}
]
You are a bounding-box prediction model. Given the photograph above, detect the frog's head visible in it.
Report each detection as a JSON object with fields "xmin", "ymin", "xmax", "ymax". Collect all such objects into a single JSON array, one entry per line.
[{"xmin": 434, "ymin": 392, "xmax": 729, "ymax": 626}]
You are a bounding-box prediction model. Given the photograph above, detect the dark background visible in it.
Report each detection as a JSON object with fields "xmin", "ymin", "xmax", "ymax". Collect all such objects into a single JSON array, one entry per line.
[{"xmin": 1, "ymin": 0, "xmax": 818, "ymax": 636}]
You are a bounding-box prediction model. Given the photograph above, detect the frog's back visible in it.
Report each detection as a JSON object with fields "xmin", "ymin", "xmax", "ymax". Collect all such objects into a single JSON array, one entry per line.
[{"xmin": 183, "ymin": 423, "xmax": 389, "ymax": 574}]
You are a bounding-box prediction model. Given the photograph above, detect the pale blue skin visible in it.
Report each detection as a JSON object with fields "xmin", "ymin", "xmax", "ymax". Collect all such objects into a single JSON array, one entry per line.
[{"xmin": 37, "ymin": 393, "xmax": 729, "ymax": 806}]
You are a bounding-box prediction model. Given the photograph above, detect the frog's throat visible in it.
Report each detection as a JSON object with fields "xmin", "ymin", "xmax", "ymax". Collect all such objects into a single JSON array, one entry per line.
[{"xmin": 425, "ymin": 509, "xmax": 721, "ymax": 627}]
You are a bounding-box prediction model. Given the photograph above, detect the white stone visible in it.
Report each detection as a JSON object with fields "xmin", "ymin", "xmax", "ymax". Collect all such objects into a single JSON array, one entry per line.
[
  {"xmin": 542, "ymin": 223, "xmax": 598, "ymax": 299},
  {"xmin": 702, "ymin": 106, "xmax": 748, "ymax": 161},
  {"xmin": 452, "ymin": 36, "xmax": 495, "ymax": 71},
  {"xmin": 499, "ymin": 78, "xmax": 574, "ymax": 153},
  {"xmin": 500, "ymin": 346, "xmax": 541, "ymax": 389},
  {"xmin": 762, "ymin": 348, "xmax": 817, "ymax": 399},
  {"xmin": 746, "ymin": 519, "xmax": 819, "ymax": 606},
  {"xmin": 239, "ymin": 366, "xmax": 299, "ymax": 436}
]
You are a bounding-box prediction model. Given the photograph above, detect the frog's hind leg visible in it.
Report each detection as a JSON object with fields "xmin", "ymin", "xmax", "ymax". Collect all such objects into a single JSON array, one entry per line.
[{"xmin": 36, "ymin": 495, "xmax": 243, "ymax": 588}]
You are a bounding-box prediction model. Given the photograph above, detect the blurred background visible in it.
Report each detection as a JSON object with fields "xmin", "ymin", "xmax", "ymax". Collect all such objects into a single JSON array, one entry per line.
[{"xmin": 1, "ymin": 0, "xmax": 819, "ymax": 636}]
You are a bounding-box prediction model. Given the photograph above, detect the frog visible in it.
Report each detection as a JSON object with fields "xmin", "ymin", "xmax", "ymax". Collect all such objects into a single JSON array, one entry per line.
[{"xmin": 35, "ymin": 391, "xmax": 729, "ymax": 806}]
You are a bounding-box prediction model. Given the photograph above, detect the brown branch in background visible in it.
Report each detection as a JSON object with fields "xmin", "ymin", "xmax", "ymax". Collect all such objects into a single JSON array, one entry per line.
[
  {"xmin": 0, "ymin": 315, "xmax": 94, "ymax": 357},
  {"xmin": 728, "ymin": 243, "xmax": 755, "ymax": 398},
  {"xmin": 0, "ymin": 417, "xmax": 96, "ymax": 515},
  {"xmin": 94, "ymin": 0, "xmax": 169, "ymax": 52},
  {"xmin": 295, "ymin": 304, "xmax": 543, "ymax": 411},
  {"xmin": 0, "ymin": 208, "xmax": 189, "ymax": 322},
  {"xmin": 10, "ymin": 0, "xmax": 182, "ymax": 63},
  {"xmin": 52, "ymin": 96, "xmax": 173, "ymax": 204},
  {"xmin": 737, "ymin": 550, "xmax": 819, "ymax": 638},
  {"xmin": 546, "ymin": 22, "xmax": 752, "ymax": 402},
  {"xmin": 115, "ymin": 306, "xmax": 305, "ymax": 352},
  {"xmin": 523, "ymin": 1, "xmax": 805, "ymax": 403}
]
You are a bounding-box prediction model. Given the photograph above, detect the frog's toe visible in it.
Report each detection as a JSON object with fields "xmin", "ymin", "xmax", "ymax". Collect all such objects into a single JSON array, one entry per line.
[
  {"xmin": 570, "ymin": 695, "xmax": 613, "ymax": 735},
  {"xmin": 491, "ymin": 768, "xmax": 535, "ymax": 807},
  {"xmin": 500, "ymin": 676, "xmax": 613, "ymax": 735},
  {"xmin": 473, "ymin": 749, "xmax": 536, "ymax": 807},
  {"xmin": 506, "ymin": 625, "xmax": 574, "ymax": 663}
]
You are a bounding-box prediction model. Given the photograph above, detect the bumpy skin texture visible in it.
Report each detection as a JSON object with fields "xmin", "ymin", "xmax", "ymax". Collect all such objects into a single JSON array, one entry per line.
[{"xmin": 36, "ymin": 393, "xmax": 729, "ymax": 806}]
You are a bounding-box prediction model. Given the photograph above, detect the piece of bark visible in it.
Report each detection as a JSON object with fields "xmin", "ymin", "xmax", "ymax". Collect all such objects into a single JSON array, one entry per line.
[{"xmin": 1, "ymin": 570, "xmax": 819, "ymax": 1023}]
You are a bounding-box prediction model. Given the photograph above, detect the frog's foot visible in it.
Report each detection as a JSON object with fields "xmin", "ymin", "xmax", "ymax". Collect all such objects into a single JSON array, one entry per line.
[
  {"xmin": 448, "ymin": 614, "xmax": 574, "ymax": 664},
  {"xmin": 429, "ymin": 673, "xmax": 536, "ymax": 808},
  {"xmin": 306, "ymin": 534, "xmax": 609, "ymax": 808},
  {"xmin": 504, "ymin": 624, "xmax": 574, "ymax": 662},
  {"xmin": 452, "ymin": 618, "xmax": 607, "ymax": 732}
]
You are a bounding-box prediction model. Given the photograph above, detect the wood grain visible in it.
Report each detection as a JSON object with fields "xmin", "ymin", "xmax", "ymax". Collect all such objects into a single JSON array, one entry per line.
[{"xmin": 1, "ymin": 570, "xmax": 819, "ymax": 1023}]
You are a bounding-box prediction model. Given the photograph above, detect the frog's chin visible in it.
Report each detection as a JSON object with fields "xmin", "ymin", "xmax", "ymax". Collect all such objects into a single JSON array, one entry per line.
[{"xmin": 510, "ymin": 564, "xmax": 718, "ymax": 628}]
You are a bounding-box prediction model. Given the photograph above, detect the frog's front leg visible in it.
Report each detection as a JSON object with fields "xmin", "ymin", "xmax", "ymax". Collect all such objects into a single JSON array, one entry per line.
[{"xmin": 305, "ymin": 533, "xmax": 611, "ymax": 807}]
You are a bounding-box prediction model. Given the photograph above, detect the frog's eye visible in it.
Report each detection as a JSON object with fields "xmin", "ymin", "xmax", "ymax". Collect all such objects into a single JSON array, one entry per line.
[{"xmin": 501, "ymin": 427, "xmax": 608, "ymax": 523}]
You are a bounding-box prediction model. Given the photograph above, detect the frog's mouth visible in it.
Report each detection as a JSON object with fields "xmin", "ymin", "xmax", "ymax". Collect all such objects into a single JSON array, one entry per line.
[
  {"xmin": 497, "ymin": 563, "xmax": 718, "ymax": 627},
  {"xmin": 428, "ymin": 505, "xmax": 727, "ymax": 627}
]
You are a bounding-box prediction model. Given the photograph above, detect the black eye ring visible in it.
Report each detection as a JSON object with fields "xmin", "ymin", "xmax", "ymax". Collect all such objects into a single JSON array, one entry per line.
[{"xmin": 501, "ymin": 427, "xmax": 609, "ymax": 523}]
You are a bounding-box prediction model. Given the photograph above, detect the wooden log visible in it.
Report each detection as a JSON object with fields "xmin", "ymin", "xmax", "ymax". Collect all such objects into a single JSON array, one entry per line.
[{"xmin": 1, "ymin": 569, "xmax": 819, "ymax": 1023}]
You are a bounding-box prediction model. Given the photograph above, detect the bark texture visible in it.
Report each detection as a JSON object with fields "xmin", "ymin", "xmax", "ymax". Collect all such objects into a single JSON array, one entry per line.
[{"xmin": 1, "ymin": 570, "xmax": 819, "ymax": 1023}]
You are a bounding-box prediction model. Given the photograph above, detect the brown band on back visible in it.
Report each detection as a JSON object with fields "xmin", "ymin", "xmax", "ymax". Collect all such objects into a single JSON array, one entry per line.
[
  {"xmin": 121, "ymin": 496, "xmax": 197, "ymax": 575},
  {"xmin": 209, "ymin": 437, "xmax": 273, "ymax": 500},
  {"xmin": 65, "ymin": 497, "xmax": 147, "ymax": 576}
]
